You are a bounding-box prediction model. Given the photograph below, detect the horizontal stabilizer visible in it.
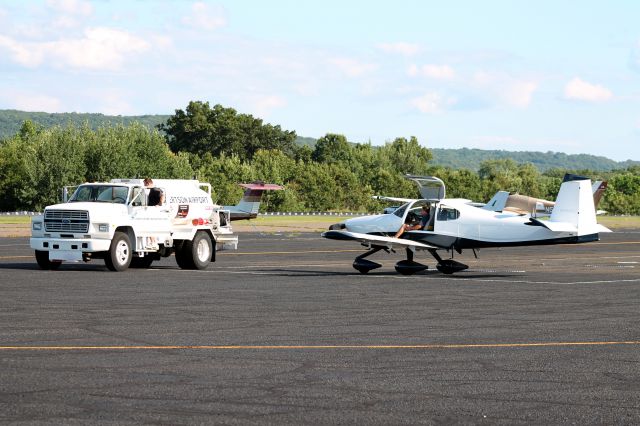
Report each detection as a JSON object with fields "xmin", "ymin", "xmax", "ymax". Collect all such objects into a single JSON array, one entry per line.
[
  {"xmin": 531, "ymin": 217, "xmax": 611, "ymax": 234},
  {"xmin": 322, "ymin": 230, "xmax": 436, "ymax": 249},
  {"xmin": 529, "ymin": 218, "xmax": 577, "ymax": 233},
  {"xmin": 238, "ymin": 183, "xmax": 283, "ymax": 191}
]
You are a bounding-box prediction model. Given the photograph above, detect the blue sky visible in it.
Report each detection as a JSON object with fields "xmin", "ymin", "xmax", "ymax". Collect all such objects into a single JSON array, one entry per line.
[{"xmin": 1, "ymin": 1, "xmax": 638, "ymax": 161}]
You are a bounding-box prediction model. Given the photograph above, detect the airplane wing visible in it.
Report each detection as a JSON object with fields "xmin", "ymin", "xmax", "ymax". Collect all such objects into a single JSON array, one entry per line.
[
  {"xmin": 371, "ymin": 195, "xmax": 417, "ymax": 203},
  {"xmin": 322, "ymin": 230, "xmax": 437, "ymax": 250}
]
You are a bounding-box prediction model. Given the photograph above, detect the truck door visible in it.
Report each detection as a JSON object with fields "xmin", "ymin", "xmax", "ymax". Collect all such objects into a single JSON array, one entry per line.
[{"xmin": 130, "ymin": 186, "xmax": 171, "ymax": 248}]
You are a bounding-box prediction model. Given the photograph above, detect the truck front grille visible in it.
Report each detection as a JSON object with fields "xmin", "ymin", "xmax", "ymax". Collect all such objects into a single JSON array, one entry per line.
[{"xmin": 44, "ymin": 210, "xmax": 90, "ymax": 233}]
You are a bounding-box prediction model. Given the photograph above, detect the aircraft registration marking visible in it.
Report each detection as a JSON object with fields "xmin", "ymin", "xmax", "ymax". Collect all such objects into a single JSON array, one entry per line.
[{"xmin": 1, "ymin": 341, "xmax": 639, "ymax": 351}]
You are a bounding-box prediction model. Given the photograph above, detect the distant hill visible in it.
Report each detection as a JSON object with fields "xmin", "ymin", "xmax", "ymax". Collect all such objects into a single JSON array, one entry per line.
[
  {"xmin": 430, "ymin": 147, "xmax": 638, "ymax": 172},
  {"xmin": 1, "ymin": 110, "xmax": 636, "ymax": 171},
  {"xmin": 294, "ymin": 137, "xmax": 637, "ymax": 172},
  {"xmin": 0, "ymin": 109, "xmax": 170, "ymax": 137}
]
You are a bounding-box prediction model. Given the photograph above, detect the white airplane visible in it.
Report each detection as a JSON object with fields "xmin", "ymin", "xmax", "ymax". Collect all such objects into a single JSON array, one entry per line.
[{"xmin": 322, "ymin": 175, "xmax": 611, "ymax": 275}]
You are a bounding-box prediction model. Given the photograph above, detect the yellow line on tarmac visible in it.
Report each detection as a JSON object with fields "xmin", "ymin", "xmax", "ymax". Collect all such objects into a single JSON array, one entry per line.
[
  {"xmin": 0, "ymin": 255, "xmax": 32, "ymax": 260},
  {"xmin": 1, "ymin": 341, "xmax": 639, "ymax": 351}
]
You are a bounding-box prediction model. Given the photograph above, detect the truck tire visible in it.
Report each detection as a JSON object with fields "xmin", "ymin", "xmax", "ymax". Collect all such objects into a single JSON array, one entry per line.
[
  {"xmin": 104, "ymin": 231, "xmax": 132, "ymax": 271},
  {"xmin": 177, "ymin": 231, "xmax": 212, "ymax": 270},
  {"xmin": 35, "ymin": 250, "xmax": 62, "ymax": 270},
  {"xmin": 174, "ymin": 241, "xmax": 189, "ymax": 269}
]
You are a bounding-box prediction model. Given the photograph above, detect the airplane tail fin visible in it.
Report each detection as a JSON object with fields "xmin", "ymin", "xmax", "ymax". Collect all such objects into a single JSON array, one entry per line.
[
  {"xmin": 224, "ymin": 182, "xmax": 283, "ymax": 221},
  {"xmin": 482, "ymin": 191, "xmax": 510, "ymax": 211},
  {"xmin": 591, "ymin": 180, "xmax": 608, "ymax": 213},
  {"xmin": 545, "ymin": 176, "xmax": 610, "ymax": 234}
]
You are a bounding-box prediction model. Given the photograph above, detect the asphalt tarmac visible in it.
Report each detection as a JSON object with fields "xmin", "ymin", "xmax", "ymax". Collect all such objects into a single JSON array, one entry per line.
[{"xmin": 1, "ymin": 231, "xmax": 639, "ymax": 424}]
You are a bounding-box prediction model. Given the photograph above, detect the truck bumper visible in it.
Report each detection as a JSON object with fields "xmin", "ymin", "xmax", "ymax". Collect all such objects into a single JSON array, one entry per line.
[
  {"xmin": 30, "ymin": 237, "xmax": 112, "ymax": 261},
  {"xmin": 215, "ymin": 234, "xmax": 238, "ymax": 251}
]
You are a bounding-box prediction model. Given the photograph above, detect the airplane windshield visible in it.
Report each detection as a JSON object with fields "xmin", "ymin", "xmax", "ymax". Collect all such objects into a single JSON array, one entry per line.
[
  {"xmin": 69, "ymin": 185, "xmax": 130, "ymax": 204},
  {"xmin": 393, "ymin": 203, "xmax": 409, "ymax": 218}
]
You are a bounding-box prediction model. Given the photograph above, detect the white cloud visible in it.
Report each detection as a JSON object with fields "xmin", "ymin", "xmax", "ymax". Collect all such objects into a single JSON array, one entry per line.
[
  {"xmin": 293, "ymin": 82, "xmax": 319, "ymax": 97},
  {"xmin": 46, "ymin": 0, "xmax": 93, "ymax": 16},
  {"xmin": 45, "ymin": 0, "xmax": 93, "ymax": 29},
  {"xmin": 0, "ymin": 35, "xmax": 44, "ymax": 67},
  {"xmin": 407, "ymin": 64, "xmax": 418, "ymax": 77},
  {"xmin": 424, "ymin": 64, "xmax": 455, "ymax": 80},
  {"xmin": 503, "ymin": 80, "xmax": 537, "ymax": 108},
  {"xmin": 631, "ymin": 40, "xmax": 640, "ymax": 72},
  {"xmin": 0, "ymin": 27, "xmax": 150, "ymax": 70},
  {"xmin": 251, "ymin": 95, "xmax": 287, "ymax": 118},
  {"xmin": 329, "ymin": 57, "xmax": 377, "ymax": 77},
  {"xmin": 410, "ymin": 92, "xmax": 456, "ymax": 114},
  {"xmin": 51, "ymin": 27, "xmax": 150, "ymax": 69},
  {"xmin": 10, "ymin": 93, "xmax": 63, "ymax": 112},
  {"xmin": 407, "ymin": 64, "xmax": 455, "ymax": 80},
  {"xmin": 377, "ymin": 42, "xmax": 420, "ymax": 56},
  {"xmin": 472, "ymin": 71, "xmax": 537, "ymax": 108},
  {"xmin": 563, "ymin": 77, "xmax": 613, "ymax": 102},
  {"xmin": 181, "ymin": 2, "xmax": 226, "ymax": 31},
  {"xmin": 97, "ymin": 91, "xmax": 136, "ymax": 116}
]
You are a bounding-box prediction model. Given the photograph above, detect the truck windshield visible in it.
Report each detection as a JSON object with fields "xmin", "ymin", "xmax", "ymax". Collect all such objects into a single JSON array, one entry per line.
[{"xmin": 69, "ymin": 185, "xmax": 130, "ymax": 204}]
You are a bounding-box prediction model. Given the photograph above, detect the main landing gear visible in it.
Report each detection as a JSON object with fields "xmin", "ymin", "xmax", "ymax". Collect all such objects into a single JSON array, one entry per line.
[
  {"xmin": 351, "ymin": 247, "xmax": 469, "ymax": 275},
  {"xmin": 428, "ymin": 249, "xmax": 469, "ymax": 274}
]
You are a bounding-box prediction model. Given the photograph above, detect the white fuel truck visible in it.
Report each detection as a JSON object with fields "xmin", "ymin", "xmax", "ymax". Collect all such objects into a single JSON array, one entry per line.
[{"xmin": 30, "ymin": 179, "xmax": 238, "ymax": 271}]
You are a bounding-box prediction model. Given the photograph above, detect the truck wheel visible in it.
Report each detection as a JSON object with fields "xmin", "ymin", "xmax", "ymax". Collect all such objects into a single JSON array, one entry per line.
[
  {"xmin": 35, "ymin": 250, "xmax": 62, "ymax": 270},
  {"xmin": 105, "ymin": 231, "xmax": 132, "ymax": 271},
  {"xmin": 174, "ymin": 241, "xmax": 189, "ymax": 269},
  {"xmin": 178, "ymin": 231, "xmax": 212, "ymax": 270}
]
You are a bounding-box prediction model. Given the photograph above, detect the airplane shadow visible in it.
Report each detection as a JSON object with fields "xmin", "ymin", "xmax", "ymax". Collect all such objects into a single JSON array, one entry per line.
[
  {"xmin": 251, "ymin": 268, "xmax": 520, "ymax": 279},
  {"xmin": 0, "ymin": 263, "xmax": 521, "ymax": 278}
]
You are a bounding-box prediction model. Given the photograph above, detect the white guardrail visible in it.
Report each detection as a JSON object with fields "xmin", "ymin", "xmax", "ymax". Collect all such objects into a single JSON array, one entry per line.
[{"xmin": 1, "ymin": 211, "xmax": 370, "ymax": 217}]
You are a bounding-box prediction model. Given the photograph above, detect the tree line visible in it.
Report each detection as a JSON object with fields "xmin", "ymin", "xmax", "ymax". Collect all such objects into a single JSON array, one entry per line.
[
  {"xmin": 2, "ymin": 109, "xmax": 637, "ymax": 172},
  {"xmin": 0, "ymin": 100, "xmax": 638, "ymax": 215}
]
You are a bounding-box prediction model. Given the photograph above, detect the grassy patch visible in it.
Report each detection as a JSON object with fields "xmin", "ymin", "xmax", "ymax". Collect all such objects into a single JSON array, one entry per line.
[
  {"xmin": 0, "ymin": 215, "xmax": 33, "ymax": 224},
  {"xmin": 598, "ymin": 216, "xmax": 640, "ymax": 229},
  {"xmin": 252, "ymin": 215, "xmax": 356, "ymax": 225}
]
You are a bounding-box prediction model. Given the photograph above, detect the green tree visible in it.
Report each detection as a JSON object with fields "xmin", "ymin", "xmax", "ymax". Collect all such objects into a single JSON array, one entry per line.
[
  {"xmin": 161, "ymin": 101, "xmax": 297, "ymax": 160},
  {"xmin": 378, "ymin": 136, "xmax": 432, "ymax": 175},
  {"xmin": 312, "ymin": 133, "xmax": 352, "ymax": 164}
]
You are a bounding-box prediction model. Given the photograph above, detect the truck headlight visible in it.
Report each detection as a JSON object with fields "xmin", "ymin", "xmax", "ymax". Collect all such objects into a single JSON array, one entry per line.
[
  {"xmin": 32, "ymin": 222, "xmax": 42, "ymax": 231},
  {"xmin": 98, "ymin": 224, "xmax": 109, "ymax": 232}
]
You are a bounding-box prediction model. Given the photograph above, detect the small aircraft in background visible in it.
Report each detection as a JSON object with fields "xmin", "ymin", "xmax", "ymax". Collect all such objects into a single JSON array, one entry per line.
[
  {"xmin": 482, "ymin": 176, "xmax": 608, "ymax": 216},
  {"xmin": 322, "ymin": 174, "xmax": 610, "ymax": 275},
  {"xmin": 224, "ymin": 182, "xmax": 283, "ymax": 221}
]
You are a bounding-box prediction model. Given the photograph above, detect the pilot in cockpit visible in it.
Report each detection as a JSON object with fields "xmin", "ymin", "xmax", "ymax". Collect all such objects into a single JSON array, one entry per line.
[{"xmin": 394, "ymin": 204, "xmax": 430, "ymax": 238}]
